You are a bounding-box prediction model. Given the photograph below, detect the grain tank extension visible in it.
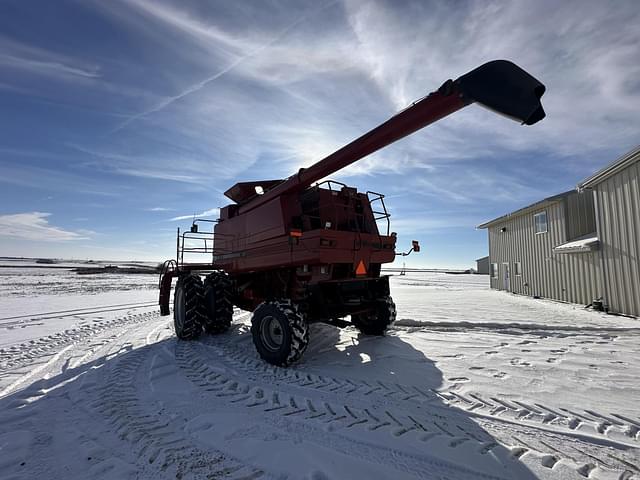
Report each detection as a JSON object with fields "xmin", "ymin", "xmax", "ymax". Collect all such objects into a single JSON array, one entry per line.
[{"xmin": 159, "ymin": 60, "xmax": 546, "ymax": 366}]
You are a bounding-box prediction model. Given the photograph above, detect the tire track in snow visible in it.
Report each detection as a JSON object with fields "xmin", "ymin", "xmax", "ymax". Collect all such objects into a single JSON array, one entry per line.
[
  {"xmin": 0, "ymin": 318, "xmax": 172, "ymax": 479},
  {"xmin": 393, "ymin": 320, "xmax": 640, "ymax": 337},
  {"xmin": 437, "ymin": 390, "xmax": 640, "ymax": 446},
  {"xmin": 0, "ymin": 311, "xmax": 159, "ymax": 372},
  {"xmin": 189, "ymin": 329, "xmax": 639, "ymax": 479},
  {"xmin": 0, "ymin": 301, "xmax": 157, "ymax": 323},
  {"xmin": 84, "ymin": 341, "xmax": 265, "ymax": 480},
  {"xmin": 202, "ymin": 326, "xmax": 436, "ymax": 405},
  {"xmin": 202, "ymin": 326, "xmax": 640, "ymax": 449},
  {"xmin": 174, "ymin": 341, "xmax": 524, "ymax": 480},
  {"xmin": 438, "ymin": 393, "xmax": 640, "ymax": 477},
  {"xmin": 177, "ymin": 340, "xmax": 626, "ymax": 479},
  {"xmin": 0, "ymin": 344, "xmax": 74, "ymax": 398}
]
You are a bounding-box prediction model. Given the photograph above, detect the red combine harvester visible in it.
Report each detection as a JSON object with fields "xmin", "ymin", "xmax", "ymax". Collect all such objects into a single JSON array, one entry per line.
[{"xmin": 159, "ymin": 60, "xmax": 546, "ymax": 366}]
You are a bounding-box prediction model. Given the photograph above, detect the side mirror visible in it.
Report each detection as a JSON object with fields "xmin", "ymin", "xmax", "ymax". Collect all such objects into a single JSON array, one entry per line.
[{"xmin": 396, "ymin": 240, "xmax": 421, "ymax": 257}]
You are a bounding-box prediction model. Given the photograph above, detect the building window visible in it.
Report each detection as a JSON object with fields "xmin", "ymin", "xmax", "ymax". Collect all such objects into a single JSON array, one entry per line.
[
  {"xmin": 514, "ymin": 262, "xmax": 522, "ymax": 276},
  {"xmin": 534, "ymin": 211, "xmax": 548, "ymax": 234},
  {"xmin": 491, "ymin": 263, "xmax": 498, "ymax": 278}
]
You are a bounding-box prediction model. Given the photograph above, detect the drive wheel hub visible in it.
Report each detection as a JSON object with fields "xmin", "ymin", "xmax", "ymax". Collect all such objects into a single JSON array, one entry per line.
[{"xmin": 260, "ymin": 315, "xmax": 284, "ymax": 352}]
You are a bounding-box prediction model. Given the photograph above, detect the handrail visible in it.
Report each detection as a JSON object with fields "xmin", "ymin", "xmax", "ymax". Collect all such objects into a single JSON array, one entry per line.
[
  {"xmin": 158, "ymin": 259, "xmax": 177, "ymax": 289},
  {"xmin": 177, "ymin": 229, "xmax": 233, "ymax": 269},
  {"xmin": 366, "ymin": 191, "xmax": 390, "ymax": 236}
]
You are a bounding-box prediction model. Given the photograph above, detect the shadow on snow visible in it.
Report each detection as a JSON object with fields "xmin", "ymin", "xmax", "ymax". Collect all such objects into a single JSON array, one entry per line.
[{"xmin": 0, "ymin": 319, "xmax": 542, "ymax": 479}]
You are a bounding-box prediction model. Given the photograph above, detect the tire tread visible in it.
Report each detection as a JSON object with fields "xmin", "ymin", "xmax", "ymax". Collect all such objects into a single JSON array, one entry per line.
[
  {"xmin": 250, "ymin": 300, "xmax": 309, "ymax": 367},
  {"xmin": 174, "ymin": 274, "xmax": 205, "ymax": 340},
  {"xmin": 352, "ymin": 296, "xmax": 396, "ymax": 336},
  {"xmin": 203, "ymin": 272, "xmax": 233, "ymax": 334}
]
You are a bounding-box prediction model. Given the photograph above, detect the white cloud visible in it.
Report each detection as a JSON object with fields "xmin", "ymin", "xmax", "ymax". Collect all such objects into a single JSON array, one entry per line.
[
  {"xmin": 92, "ymin": 0, "xmax": 638, "ymax": 194},
  {"xmin": 343, "ymin": 0, "xmax": 640, "ymax": 157},
  {"xmin": 123, "ymin": 0, "xmax": 248, "ymax": 52},
  {"xmin": 66, "ymin": 143, "xmax": 213, "ymax": 185},
  {"xmin": 0, "ymin": 161, "xmax": 123, "ymax": 197},
  {"xmin": 110, "ymin": 57, "xmax": 251, "ymax": 133},
  {"xmin": 0, "ymin": 35, "xmax": 100, "ymax": 81},
  {"xmin": 146, "ymin": 207, "xmax": 174, "ymax": 212},
  {"xmin": 169, "ymin": 208, "xmax": 220, "ymax": 222},
  {"xmin": 0, "ymin": 212, "xmax": 90, "ymax": 241},
  {"xmin": 109, "ymin": 0, "xmax": 336, "ymax": 133},
  {"xmin": 0, "ymin": 53, "xmax": 100, "ymax": 79}
]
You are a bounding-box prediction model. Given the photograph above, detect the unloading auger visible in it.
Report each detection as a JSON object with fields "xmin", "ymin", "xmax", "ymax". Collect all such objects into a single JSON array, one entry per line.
[{"xmin": 159, "ymin": 60, "xmax": 546, "ymax": 366}]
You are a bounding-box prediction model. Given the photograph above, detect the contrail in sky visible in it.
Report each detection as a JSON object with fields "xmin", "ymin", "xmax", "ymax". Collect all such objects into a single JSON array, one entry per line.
[{"xmin": 110, "ymin": 1, "xmax": 337, "ymax": 134}]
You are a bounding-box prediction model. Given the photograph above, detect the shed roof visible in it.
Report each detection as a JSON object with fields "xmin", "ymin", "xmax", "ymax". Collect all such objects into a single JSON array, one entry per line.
[
  {"xmin": 476, "ymin": 190, "xmax": 574, "ymax": 229},
  {"xmin": 578, "ymin": 145, "xmax": 640, "ymax": 189}
]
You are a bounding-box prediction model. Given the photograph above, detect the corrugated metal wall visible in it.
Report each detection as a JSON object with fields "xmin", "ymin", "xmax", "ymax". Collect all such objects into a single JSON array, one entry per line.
[
  {"xmin": 593, "ymin": 160, "xmax": 640, "ymax": 316},
  {"xmin": 488, "ymin": 195, "xmax": 601, "ymax": 305},
  {"xmin": 476, "ymin": 256, "xmax": 490, "ymax": 274},
  {"xmin": 565, "ymin": 190, "xmax": 596, "ymax": 240}
]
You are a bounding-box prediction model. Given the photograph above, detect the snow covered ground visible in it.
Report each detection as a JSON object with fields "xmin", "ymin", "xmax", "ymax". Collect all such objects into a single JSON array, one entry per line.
[{"xmin": 1, "ymin": 266, "xmax": 638, "ymax": 479}]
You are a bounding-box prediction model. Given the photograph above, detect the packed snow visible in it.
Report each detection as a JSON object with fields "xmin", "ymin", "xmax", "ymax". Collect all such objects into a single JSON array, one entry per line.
[{"xmin": 1, "ymin": 263, "xmax": 638, "ymax": 479}]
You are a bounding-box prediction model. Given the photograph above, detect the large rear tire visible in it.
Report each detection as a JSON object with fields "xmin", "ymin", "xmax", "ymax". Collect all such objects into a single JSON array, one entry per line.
[
  {"xmin": 250, "ymin": 300, "xmax": 309, "ymax": 367},
  {"xmin": 351, "ymin": 296, "xmax": 396, "ymax": 335},
  {"xmin": 203, "ymin": 272, "xmax": 233, "ymax": 334},
  {"xmin": 174, "ymin": 274, "xmax": 205, "ymax": 340}
]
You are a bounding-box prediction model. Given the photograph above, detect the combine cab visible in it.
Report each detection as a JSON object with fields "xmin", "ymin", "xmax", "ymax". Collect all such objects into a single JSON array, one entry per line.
[{"xmin": 159, "ymin": 60, "xmax": 546, "ymax": 366}]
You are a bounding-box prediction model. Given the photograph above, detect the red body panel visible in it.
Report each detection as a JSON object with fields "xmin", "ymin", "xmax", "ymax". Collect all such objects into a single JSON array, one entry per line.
[{"xmin": 213, "ymin": 187, "xmax": 395, "ymax": 279}]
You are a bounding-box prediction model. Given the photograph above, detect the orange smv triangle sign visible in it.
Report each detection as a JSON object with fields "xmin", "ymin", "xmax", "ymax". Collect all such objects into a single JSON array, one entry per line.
[{"xmin": 355, "ymin": 260, "xmax": 367, "ymax": 276}]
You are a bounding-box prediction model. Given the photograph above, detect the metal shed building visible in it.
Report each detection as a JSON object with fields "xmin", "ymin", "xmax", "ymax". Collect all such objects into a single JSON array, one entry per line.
[
  {"xmin": 476, "ymin": 256, "xmax": 490, "ymax": 275},
  {"xmin": 478, "ymin": 145, "xmax": 640, "ymax": 317},
  {"xmin": 477, "ymin": 190, "xmax": 601, "ymax": 306},
  {"xmin": 578, "ymin": 145, "xmax": 640, "ymax": 316}
]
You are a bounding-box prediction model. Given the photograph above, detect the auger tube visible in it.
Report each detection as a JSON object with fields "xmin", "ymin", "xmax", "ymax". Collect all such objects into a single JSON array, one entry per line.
[{"xmin": 238, "ymin": 59, "xmax": 545, "ymax": 214}]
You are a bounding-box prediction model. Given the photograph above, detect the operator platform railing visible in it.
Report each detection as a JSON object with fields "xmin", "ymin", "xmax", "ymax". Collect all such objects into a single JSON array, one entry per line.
[
  {"xmin": 174, "ymin": 219, "xmax": 233, "ymax": 270},
  {"xmin": 366, "ymin": 190, "xmax": 390, "ymax": 236}
]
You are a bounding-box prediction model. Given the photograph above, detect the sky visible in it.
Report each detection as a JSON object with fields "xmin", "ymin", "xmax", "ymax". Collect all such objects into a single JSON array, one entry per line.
[{"xmin": 1, "ymin": 0, "xmax": 639, "ymax": 268}]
